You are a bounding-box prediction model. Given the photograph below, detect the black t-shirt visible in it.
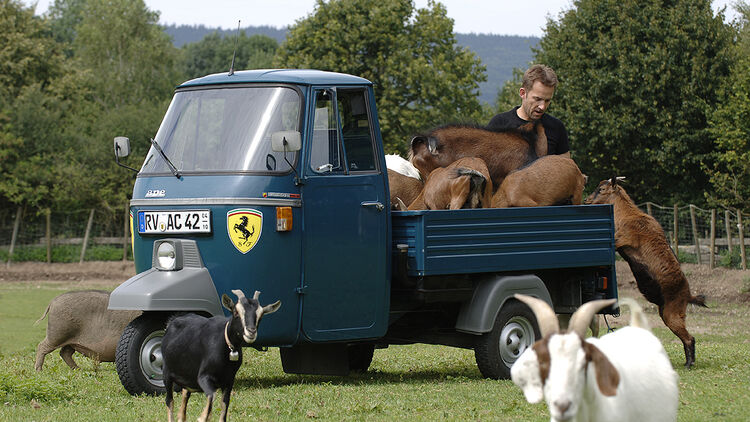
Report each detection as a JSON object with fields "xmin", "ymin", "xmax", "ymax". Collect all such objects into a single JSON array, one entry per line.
[{"xmin": 487, "ymin": 106, "xmax": 570, "ymax": 155}]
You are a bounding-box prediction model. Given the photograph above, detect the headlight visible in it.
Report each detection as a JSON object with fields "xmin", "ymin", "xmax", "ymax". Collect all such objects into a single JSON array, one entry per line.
[{"xmin": 156, "ymin": 241, "xmax": 178, "ymax": 270}]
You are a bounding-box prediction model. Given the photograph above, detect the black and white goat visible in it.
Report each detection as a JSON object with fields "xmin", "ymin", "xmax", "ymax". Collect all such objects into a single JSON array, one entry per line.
[
  {"xmin": 511, "ymin": 294, "xmax": 678, "ymax": 422},
  {"xmin": 162, "ymin": 289, "xmax": 281, "ymax": 422}
]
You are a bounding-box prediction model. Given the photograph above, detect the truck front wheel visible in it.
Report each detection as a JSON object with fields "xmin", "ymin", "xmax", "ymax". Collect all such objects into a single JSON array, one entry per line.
[
  {"xmin": 115, "ymin": 313, "xmax": 171, "ymax": 395},
  {"xmin": 474, "ymin": 299, "xmax": 540, "ymax": 379}
]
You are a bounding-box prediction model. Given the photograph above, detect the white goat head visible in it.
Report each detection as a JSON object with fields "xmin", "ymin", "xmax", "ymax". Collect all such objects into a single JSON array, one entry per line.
[{"xmin": 511, "ymin": 294, "xmax": 617, "ymax": 422}]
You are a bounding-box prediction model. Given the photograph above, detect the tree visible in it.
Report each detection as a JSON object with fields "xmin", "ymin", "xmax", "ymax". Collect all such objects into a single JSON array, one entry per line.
[
  {"xmin": 72, "ymin": 0, "xmax": 181, "ymax": 107},
  {"xmin": 274, "ymin": 0, "xmax": 486, "ymax": 154},
  {"xmin": 707, "ymin": 1, "xmax": 750, "ymax": 211},
  {"xmin": 531, "ymin": 0, "xmax": 733, "ymax": 204},
  {"xmin": 181, "ymin": 31, "xmax": 278, "ymax": 80},
  {"xmin": 0, "ymin": 0, "xmax": 66, "ymax": 210}
]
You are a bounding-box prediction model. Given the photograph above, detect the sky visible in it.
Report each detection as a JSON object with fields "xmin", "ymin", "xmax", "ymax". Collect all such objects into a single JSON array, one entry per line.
[{"xmin": 24, "ymin": 0, "xmax": 741, "ymax": 38}]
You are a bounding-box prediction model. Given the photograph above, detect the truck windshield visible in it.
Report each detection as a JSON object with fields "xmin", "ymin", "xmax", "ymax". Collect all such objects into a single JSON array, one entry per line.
[{"xmin": 140, "ymin": 86, "xmax": 301, "ymax": 174}]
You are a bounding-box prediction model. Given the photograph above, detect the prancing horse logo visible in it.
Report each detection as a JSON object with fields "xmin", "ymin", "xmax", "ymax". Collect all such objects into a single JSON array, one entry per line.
[{"xmin": 227, "ymin": 209, "xmax": 262, "ymax": 254}]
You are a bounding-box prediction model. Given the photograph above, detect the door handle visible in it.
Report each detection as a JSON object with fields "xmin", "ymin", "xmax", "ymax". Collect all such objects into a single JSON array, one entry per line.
[{"xmin": 361, "ymin": 201, "xmax": 385, "ymax": 211}]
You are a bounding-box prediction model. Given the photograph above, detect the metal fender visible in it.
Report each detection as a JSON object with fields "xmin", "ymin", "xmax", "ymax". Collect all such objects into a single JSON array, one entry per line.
[
  {"xmin": 455, "ymin": 274, "xmax": 552, "ymax": 334},
  {"xmin": 108, "ymin": 267, "xmax": 223, "ymax": 316}
]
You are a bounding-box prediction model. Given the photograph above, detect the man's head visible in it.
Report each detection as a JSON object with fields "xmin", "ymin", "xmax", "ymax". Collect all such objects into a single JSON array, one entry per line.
[{"xmin": 518, "ymin": 64, "xmax": 558, "ymax": 121}]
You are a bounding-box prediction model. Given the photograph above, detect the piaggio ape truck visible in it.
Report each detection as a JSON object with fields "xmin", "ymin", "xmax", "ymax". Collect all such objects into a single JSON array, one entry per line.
[{"xmin": 110, "ymin": 69, "xmax": 618, "ymax": 395}]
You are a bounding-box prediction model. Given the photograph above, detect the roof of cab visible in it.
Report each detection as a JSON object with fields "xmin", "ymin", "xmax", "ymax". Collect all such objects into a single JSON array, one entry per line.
[{"xmin": 177, "ymin": 69, "xmax": 372, "ymax": 89}]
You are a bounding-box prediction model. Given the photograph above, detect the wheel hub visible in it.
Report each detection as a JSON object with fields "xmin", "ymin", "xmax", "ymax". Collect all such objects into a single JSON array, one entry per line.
[
  {"xmin": 498, "ymin": 316, "xmax": 535, "ymax": 365},
  {"xmin": 139, "ymin": 330, "xmax": 165, "ymax": 386}
]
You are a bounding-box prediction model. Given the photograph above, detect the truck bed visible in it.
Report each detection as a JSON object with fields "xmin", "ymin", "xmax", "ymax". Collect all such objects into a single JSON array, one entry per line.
[{"xmin": 391, "ymin": 204, "xmax": 616, "ymax": 277}]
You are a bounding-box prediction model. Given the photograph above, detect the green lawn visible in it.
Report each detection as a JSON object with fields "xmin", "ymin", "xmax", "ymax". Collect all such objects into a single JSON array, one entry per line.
[{"xmin": 1, "ymin": 283, "xmax": 748, "ymax": 421}]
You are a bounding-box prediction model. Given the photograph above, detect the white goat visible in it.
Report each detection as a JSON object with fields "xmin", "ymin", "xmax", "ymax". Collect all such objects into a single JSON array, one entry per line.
[
  {"xmin": 385, "ymin": 154, "xmax": 421, "ymax": 179},
  {"xmin": 511, "ymin": 295, "xmax": 679, "ymax": 422}
]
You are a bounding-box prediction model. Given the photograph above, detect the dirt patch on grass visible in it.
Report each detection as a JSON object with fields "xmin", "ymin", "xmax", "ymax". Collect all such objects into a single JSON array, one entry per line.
[
  {"xmin": 0, "ymin": 261, "xmax": 136, "ymax": 288},
  {"xmin": 614, "ymin": 261, "xmax": 750, "ymax": 305}
]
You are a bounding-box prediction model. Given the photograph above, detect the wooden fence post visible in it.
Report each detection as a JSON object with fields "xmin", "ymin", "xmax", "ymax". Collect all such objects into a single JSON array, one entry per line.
[
  {"xmin": 123, "ymin": 202, "xmax": 129, "ymax": 261},
  {"xmin": 646, "ymin": 202, "xmax": 653, "ymax": 216},
  {"xmin": 690, "ymin": 205, "xmax": 702, "ymax": 265},
  {"xmin": 673, "ymin": 204, "xmax": 679, "ymax": 254},
  {"xmin": 45, "ymin": 209, "xmax": 52, "ymax": 264},
  {"xmin": 725, "ymin": 210, "xmax": 733, "ymax": 254},
  {"xmin": 6, "ymin": 206, "xmax": 22, "ymax": 267},
  {"xmin": 738, "ymin": 209, "xmax": 747, "ymax": 270},
  {"xmin": 710, "ymin": 209, "xmax": 716, "ymax": 269},
  {"xmin": 79, "ymin": 209, "xmax": 95, "ymax": 264}
]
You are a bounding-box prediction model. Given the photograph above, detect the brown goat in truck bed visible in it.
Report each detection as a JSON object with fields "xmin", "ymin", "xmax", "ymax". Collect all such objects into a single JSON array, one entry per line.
[
  {"xmin": 585, "ymin": 177, "xmax": 707, "ymax": 368},
  {"xmin": 492, "ymin": 155, "xmax": 586, "ymax": 208}
]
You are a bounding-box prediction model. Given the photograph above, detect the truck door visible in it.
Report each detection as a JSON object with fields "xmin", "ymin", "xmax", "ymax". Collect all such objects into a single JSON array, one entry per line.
[{"xmin": 301, "ymin": 87, "xmax": 389, "ymax": 341}]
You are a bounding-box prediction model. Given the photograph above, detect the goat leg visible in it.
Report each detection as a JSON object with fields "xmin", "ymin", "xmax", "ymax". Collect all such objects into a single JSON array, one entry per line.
[
  {"xmin": 219, "ymin": 387, "xmax": 232, "ymax": 422},
  {"xmin": 198, "ymin": 391, "xmax": 215, "ymax": 422},
  {"xmin": 178, "ymin": 389, "xmax": 190, "ymax": 422},
  {"xmin": 660, "ymin": 302, "xmax": 696, "ymax": 369}
]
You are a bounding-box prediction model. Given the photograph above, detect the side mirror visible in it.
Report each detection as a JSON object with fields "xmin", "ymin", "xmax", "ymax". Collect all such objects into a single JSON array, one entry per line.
[
  {"xmin": 271, "ymin": 131, "xmax": 301, "ymax": 152},
  {"xmin": 114, "ymin": 136, "xmax": 131, "ymax": 158}
]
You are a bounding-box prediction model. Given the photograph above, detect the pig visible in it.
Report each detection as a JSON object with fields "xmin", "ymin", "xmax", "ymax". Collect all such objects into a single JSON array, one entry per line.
[{"xmin": 34, "ymin": 290, "xmax": 141, "ymax": 371}]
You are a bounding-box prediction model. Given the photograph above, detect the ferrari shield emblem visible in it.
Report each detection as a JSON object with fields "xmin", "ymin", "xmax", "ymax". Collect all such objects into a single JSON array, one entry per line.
[{"xmin": 227, "ymin": 208, "xmax": 262, "ymax": 254}]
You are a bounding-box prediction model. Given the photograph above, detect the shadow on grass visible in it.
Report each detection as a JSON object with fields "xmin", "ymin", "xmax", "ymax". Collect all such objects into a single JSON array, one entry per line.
[{"xmin": 234, "ymin": 364, "xmax": 486, "ymax": 391}]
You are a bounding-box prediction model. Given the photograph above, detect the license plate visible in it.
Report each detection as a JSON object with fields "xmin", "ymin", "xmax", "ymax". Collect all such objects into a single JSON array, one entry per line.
[{"xmin": 137, "ymin": 210, "xmax": 211, "ymax": 234}]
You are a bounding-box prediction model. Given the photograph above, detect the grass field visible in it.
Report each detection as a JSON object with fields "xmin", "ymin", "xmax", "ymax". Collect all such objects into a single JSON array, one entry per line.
[{"xmin": 1, "ymin": 277, "xmax": 749, "ymax": 421}]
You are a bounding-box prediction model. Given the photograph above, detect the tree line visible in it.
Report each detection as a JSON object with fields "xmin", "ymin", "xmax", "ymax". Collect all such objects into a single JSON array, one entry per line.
[{"xmin": 1, "ymin": 0, "xmax": 748, "ymax": 219}]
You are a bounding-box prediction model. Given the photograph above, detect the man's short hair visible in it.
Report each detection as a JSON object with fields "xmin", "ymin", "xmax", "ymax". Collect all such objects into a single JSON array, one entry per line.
[{"xmin": 522, "ymin": 64, "xmax": 558, "ymax": 91}]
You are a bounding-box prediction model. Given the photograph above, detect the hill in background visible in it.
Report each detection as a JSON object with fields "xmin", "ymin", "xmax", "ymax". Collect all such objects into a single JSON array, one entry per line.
[{"xmin": 163, "ymin": 24, "xmax": 539, "ymax": 106}]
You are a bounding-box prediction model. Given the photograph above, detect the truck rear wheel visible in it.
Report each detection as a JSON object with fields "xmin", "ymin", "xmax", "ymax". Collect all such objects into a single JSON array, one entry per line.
[
  {"xmin": 347, "ymin": 343, "xmax": 375, "ymax": 372},
  {"xmin": 115, "ymin": 313, "xmax": 170, "ymax": 395},
  {"xmin": 474, "ymin": 299, "xmax": 540, "ymax": 379}
]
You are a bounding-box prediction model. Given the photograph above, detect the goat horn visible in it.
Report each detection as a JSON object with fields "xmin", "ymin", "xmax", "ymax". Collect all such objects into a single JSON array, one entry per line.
[
  {"xmin": 253, "ymin": 290, "xmax": 261, "ymax": 300},
  {"xmin": 514, "ymin": 294, "xmax": 559, "ymax": 337},
  {"xmin": 395, "ymin": 197, "xmax": 407, "ymax": 210},
  {"xmin": 231, "ymin": 289, "xmax": 245, "ymax": 299},
  {"xmin": 568, "ymin": 298, "xmax": 617, "ymax": 337},
  {"xmin": 615, "ymin": 176, "xmax": 626, "ymax": 181}
]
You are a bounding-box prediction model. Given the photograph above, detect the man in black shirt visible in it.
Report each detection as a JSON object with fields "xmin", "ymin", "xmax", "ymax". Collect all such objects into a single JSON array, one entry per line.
[{"xmin": 487, "ymin": 64, "xmax": 570, "ymax": 157}]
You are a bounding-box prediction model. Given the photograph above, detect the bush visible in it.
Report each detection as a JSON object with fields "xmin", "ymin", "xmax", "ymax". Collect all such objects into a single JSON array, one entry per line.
[{"xmin": 719, "ymin": 248, "xmax": 745, "ymax": 269}]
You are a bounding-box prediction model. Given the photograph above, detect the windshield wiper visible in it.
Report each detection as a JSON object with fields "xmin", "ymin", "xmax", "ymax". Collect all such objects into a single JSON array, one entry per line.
[{"xmin": 149, "ymin": 137, "xmax": 181, "ymax": 178}]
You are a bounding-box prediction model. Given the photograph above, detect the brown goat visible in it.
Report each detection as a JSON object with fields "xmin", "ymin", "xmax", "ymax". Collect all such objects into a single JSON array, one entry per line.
[
  {"xmin": 408, "ymin": 157, "xmax": 493, "ymax": 210},
  {"xmin": 585, "ymin": 177, "xmax": 707, "ymax": 368},
  {"xmin": 388, "ymin": 169, "xmax": 423, "ymax": 210},
  {"xmin": 409, "ymin": 122, "xmax": 546, "ymax": 190},
  {"xmin": 492, "ymin": 155, "xmax": 586, "ymax": 208}
]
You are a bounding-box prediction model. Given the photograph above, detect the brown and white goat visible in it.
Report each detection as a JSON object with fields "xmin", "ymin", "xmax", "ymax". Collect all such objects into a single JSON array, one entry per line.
[
  {"xmin": 585, "ymin": 177, "xmax": 707, "ymax": 368},
  {"xmin": 492, "ymin": 155, "xmax": 586, "ymax": 207},
  {"xmin": 511, "ymin": 294, "xmax": 678, "ymax": 422},
  {"xmin": 407, "ymin": 157, "xmax": 493, "ymax": 210},
  {"xmin": 409, "ymin": 122, "xmax": 546, "ymax": 189},
  {"xmin": 385, "ymin": 154, "xmax": 423, "ymax": 210}
]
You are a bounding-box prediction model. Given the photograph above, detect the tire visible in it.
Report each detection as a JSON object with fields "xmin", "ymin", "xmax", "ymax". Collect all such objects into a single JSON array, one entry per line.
[
  {"xmin": 474, "ymin": 299, "xmax": 540, "ymax": 380},
  {"xmin": 115, "ymin": 312, "xmax": 170, "ymax": 396},
  {"xmin": 347, "ymin": 343, "xmax": 375, "ymax": 373}
]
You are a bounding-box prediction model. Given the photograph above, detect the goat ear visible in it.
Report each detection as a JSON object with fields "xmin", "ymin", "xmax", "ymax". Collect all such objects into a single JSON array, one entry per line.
[
  {"xmin": 221, "ymin": 294, "xmax": 235, "ymax": 311},
  {"xmin": 583, "ymin": 341, "xmax": 620, "ymax": 396},
  {"xmin": 511, "ymin": 348, "xmax": 545, "ymax": 404},
  {"xmin": 262, "ymin": 300, "xmax": 282, "ymax": 315},
  {"xmin": 427, "ymin": 137, "xmax": 439, "ymax": 155},
  {"xmin": 410, "ymin": 135, "xmax": 426, "ymax": 149}
]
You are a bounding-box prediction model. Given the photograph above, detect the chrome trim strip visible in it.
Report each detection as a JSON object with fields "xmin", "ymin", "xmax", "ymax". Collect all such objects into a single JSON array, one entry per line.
[{"xmin": 130, "ymin": 197, "xmax": 301, "ymax": 207}]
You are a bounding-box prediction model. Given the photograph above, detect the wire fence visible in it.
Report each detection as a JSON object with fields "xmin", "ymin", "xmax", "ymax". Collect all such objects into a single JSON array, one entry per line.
[
  {"xmin": 638, "ymin": 202, "xmax": 748, "ymax": 269},
  {"xmin": 1, "ymin": 204, "xmax": 131, "ymax": 265},
  {"xmin": 1, "ymin": 202, "xmax": 748, "ymax": 268}
]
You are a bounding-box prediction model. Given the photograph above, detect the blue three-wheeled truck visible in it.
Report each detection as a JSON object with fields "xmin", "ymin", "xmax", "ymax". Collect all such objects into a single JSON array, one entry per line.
[{"xmin": 109, "ymin": 69, "xmax": 619, "ymax": 395}]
